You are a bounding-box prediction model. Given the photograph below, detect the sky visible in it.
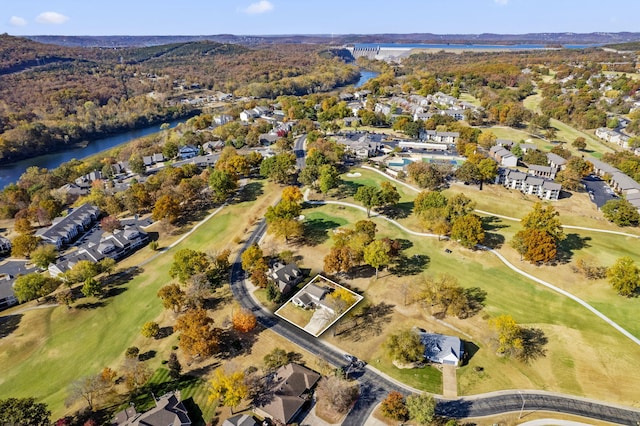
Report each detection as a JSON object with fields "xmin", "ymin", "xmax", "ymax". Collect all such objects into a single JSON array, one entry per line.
[{"xmin": 2, "ymin": 0, "xmax": 640, "ymax": 36}]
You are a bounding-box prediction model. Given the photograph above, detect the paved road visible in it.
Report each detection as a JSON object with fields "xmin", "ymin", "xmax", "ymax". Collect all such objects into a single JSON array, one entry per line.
[
  {"xmin": 294, "ymin": 134, "xmax": 307, "ymax": 169},
  {"xmin": 228, "ymin": 219, "xmax": 640, "ymax": 425}
]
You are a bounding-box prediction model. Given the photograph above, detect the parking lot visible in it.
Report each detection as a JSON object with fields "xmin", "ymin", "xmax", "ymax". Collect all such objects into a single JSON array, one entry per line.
[{"xmin": 582, "ymin": 175, "xmax": 617, "ymax": 208}]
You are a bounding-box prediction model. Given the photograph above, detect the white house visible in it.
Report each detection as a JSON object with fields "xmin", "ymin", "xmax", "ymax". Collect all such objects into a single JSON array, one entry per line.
[{"xmin": 416, "ymin": 330, "xmax": 465, "ymax": 366}]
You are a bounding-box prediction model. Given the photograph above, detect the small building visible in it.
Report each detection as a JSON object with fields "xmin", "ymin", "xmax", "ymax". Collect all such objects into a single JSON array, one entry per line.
[
  {"xmin": 240, "ymin": 109, "xmax": 259, "ymax": 122},
  {"xmin": 490, "ymin": 146, "xmax": 518, "ymax": 167},
  {"xmin": 112, "ymin": 391, "xmax": 191, "ymax": 426},
  {"xmin": 213, "ymin": 114, "xmax": 234, "ymax": 126},
  {"xmin": 178, "ymin": 145, "xmax": 199, "ymax": 160},
  {"xmin": 528, "ymin": 164, "xmax": 557, "ymax": 180},
  {"xmin": 0, "ymin": 236, "xmax": 12, "ymax": 253},
  {"xmin": 222, "ymin": 414, "xmax": 258, "ymax": 426},
  {"xmin": 291, "ymin": 283, "xmax": 333, "ymax": 313},
  {"xmin": 547, "ymin": 152, "xmax": 568, "ymax": 170},
  {"xmin": 269, "ymin": 262, "xmax": 304, "ymax": 294},
  {"xmin": 255, "ymin": 363, "xmax": 320, "ymax": 425},
  {"xmin": 417, "ymin": 331, "xmax": 465, "ymax": 366}
]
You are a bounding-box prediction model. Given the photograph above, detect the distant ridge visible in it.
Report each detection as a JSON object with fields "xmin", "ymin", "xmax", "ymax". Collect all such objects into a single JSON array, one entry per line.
[{"xmin": 26, "ymin": 32, "xmax": 640, "ymax": 48}]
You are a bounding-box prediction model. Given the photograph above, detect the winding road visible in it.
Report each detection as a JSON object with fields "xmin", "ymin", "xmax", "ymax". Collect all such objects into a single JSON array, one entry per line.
[{"xmin": 228, "ymin": 218, "xmax": 640, "ymax": 425}]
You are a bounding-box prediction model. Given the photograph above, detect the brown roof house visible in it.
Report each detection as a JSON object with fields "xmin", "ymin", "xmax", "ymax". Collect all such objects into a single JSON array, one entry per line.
[
  {"xmin": 255, "ymin": 363, "xmax": 320, "ymax": 425},
  {"xmin": 112, "ymin": 391, "xmax": 191, "ymax": 426}
]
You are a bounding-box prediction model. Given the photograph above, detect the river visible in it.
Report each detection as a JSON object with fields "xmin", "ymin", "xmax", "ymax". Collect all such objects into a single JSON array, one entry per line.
[
  {"xmin": 0, "ymin": 119, "xmax": 185, "ymax": 188},
  {"xmin": 355, "ymin": 69, "xmax": 379, "ymax": 88}
]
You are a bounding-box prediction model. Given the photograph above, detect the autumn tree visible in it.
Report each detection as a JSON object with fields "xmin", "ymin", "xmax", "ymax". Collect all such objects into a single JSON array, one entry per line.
[
  {"xmin": 572, "ymin": 136, "xmax": 587, "ymax": 150},
  {"xmin": 67, "ymin": 370, "xmax": 117, "ymax": 411},
  {"xmin": 30, "ymin": 244, "xmax": 58, "ymax": 269},
  {"xmin": 315, "ymin": 375, "xmax": 358, "ymax": 415},
  {"xmin": 477, "ymin": 130, "xmax": 497, "ymax": 149},
  {"xmin": 380, "ymin": 391, "xmax": 408, "ymax": 421},
  {"xmin": 601, "ymin": 198, "xmax": 640, "ymax": 226},
  {"xmin": 406, "ymin": 393, "xmax": 436, "ymax": 426},
  {"xmin": 363, "ymin": 239, "xmax": 391, "ymax": 279},
  {"xmin": 259, "ymin": 152, "xmax": 296, "ymax": 184},
  {"xmin": 157, "ymin": 283, "xmax": 186, "ymax": 312},
  {"xmin": 323, "ymin": 246, "xmax": 353, "ymax": 275},
  {"xmin": 152, "ymin": 194, "xmax": 181, "ymax": 224},
  {"xmin": 419, "ymin": 274, "xmax": 484, "ymax": 319},
  {"xmin": 318, "ymin": 164, "xmax": 341, "ymax": 194},
  {"xmin": 141, "ymin": 321, "xmax": 160, "ymax": 338},
  {"xmin": 511, "ymin": 229, "xmax": 557, "ymax": 264},
  {"xmin": 489, "ymin": 314, "xmax": 523, "ymax": 357},
  {"xmin": 169, "ymin": 249, "xmax": 211, "ymax": 284},
  {"xmin": 241, "ymin": 243, "xmax": 263, "ymax": 273},
  {"xmin": 10, "ymin": 234, "xmax": 40, "ymax": 258},
  {"xmin": 378, "ymin": 181, "xmax": 401, "ymax": 208},
  {"xmin": 384, "ymin": 329, "xmax": 425, "ymax": 364},
  {"xmin": 174, "ymin": 308, "xmax": 220, "ymax": 359},
  {"xmin": 14, "ymin": 217, "xmax": 33, "ymax": 235},
  {"xmin": 208, "ymin": 368, "xmax": 248, "ymax": 414},
  {"xmin": 232, "ymin": 307, "xmax": 257, "ymax": 333},
  {"xmin": 13, "ymin": 273, "xmax": 61, "ymax": 303},
  {"xmin": 607, "ymin": 256, "xmax": 640, "ymax": 297},
  {"xmin": 407, "ymin": 161, "xmax": 448, "ymax": 190},
  {"xmin": 413, "ymin": 190, "xmax": 447, "ymax": 217},
  {"xmin": 67, "ymin": 260, "xmax": 100, "ymax": 284},
  {"xmin": 450, "ymin": 214, "xmax": 484, "ymax": 249},
  {"xmin": 100, "ymin": 215, "xmax": 122, "ymax": 233},
  {"xmin": 0, "ymin": 397, "xmax": 50, "ymax": 426}
]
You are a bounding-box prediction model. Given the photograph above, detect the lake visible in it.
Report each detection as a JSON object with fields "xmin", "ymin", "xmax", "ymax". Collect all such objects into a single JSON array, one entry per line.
[
  {"xmin": 353, "ymin": 43, "xmax": 600, "ymax": 50},
  {"xmin": 0, "ymin": 119, "xmax": 185, "ymax": 188}
]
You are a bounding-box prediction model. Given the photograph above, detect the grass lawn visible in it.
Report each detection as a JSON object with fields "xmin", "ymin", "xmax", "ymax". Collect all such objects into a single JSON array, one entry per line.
[
  {"xmin": 483, "ymin": 126, "xmax": 545, "ymax": 146},
  {"xmin": 129, "ymin": 368, "xmax": 216, "ymax": 426},
  {"xmin": 276, "ymin": 302, "xmax": 314, "ymax": 328},
  {"xmin": 459, "ymin": 93, "xmax": 482, "ymax": 107},
  {"xmin": 0, "ymin": 181, "xmax": 282, "ymax": 419},
  {"xmin": 303, "ymin": 202, "xmax": 640, "ymax": 404}
]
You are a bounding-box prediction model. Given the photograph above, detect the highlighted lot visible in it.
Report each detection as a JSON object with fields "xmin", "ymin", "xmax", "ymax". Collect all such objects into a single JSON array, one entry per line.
[{"xmin": 275, "ymin": 275, "xmax": 363, "ymax": 337}]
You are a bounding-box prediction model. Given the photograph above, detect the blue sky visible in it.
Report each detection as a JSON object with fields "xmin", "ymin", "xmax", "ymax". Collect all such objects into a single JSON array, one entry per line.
[{"xmin": 2, "ymin": 0, "xmax": 639, "ymax": 36}]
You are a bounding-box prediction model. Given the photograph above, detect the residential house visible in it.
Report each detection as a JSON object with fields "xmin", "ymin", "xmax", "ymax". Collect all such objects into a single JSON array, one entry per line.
[
  {"xmin": 419, "ymin": 130, "xmax": 460, "ymax": 144},
  {"xmin": 55, "ymin": 183, "xmax": 88, "ymax": 203},
  {"xmin": 0, "ymin": 236, "xmax": 10, "ymax": 253},
  {"xmin": 416, "ymin": 330, "xmax": 465, "ymax": 366},
  {"xmin": 75, "ymin": 170, "xmax": 103, "ymax": 189},
  {"xmin": 0, "ymin": 274, "xmax": 18, "ymax": 310},
  {"xmin": 347, "ymin": 101, "xmax": 363, "ymax": 116},
  {"xmin": 336, "ymin": 133, "xmax": 382, "ymax": 158},
  {"xmin": 291, "ymin": 283, "xmax": 334, "ymax": 313},
  {"xmin": 442, "ymin": 109, "xmax": 465, "ymax": 121},
  {"xmin": 339, "ymin": 92, "xmax": 354, "ymax": 102},
  {"xmin": 213, "ymin": 114, "xmax": 234, "ymax": 126},
  {"xmin": 255, "ymin": 363, "xmax": 320, "ymax": 425},
  {"xmin": 222, "ymin": 415, "xmax": 258, "ymax": 426},
  {"xmin": 431, "ymin": 92, "xmax": 458, "ymax": 107},
  {"xmin": 112, "ymin": 391, "xmax": 191, "ymax": 426},
  {"xmin": 413, "ymin": 112, "xmax": 434, "ymax": 122},
  {"xmin": 589, "ymin": 158, "xmax": 619, "ymax": 179},
  {"xmin": 343, "ymin": 117, "xmax": 360, "ymax": 127},
  {"xmin": 496, "ymin": 139, "xmax": 514, "ymax": 148},
  {"xmin": 202, "ymin": 141, "xmax": 225, "ymax": 154},
  {"xmin": 541, "ymin": 181, "xmax": 562, "ymax": 201},
  {"xmin": 489, "ymin": 146, "xmax": 518, "ymax": 167},
  {"xmin": 269, "ymin": 262, "xmax": 304, "ymax": 294},
  {"xmin": 240, "ymin": 109, "xmax": 259, "ymax": 122},
  {"xmin": 259, "ymin": 133, "xmax": 279, "ymax": 145},
  {"xmin": 519, "ymin": 143, "xmax": 538, "ymax": 154},
  {"xmin": 374, "ymin": 103, "xmax": 394, "ymax": 116},
  {"xmin": 178, "ymin": 145, "xmax": 199, "ymax": 160},
  {"xmin": 547, "ymin": 153, "xmax": 568, "ymax": 170},
  {"xmin": 36, "ymin": 203, "xmax": 100, "ymax": 249},
  {"xmin": 354, "ymin": 90, "xmax": 371, "ymax": 99}
]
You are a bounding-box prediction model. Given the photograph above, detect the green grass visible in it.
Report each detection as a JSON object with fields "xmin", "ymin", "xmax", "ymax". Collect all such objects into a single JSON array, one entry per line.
[
  {"xmin": 372, "ymin": 356, "xmax": 442, "ymax": 394},
  {"xmin": 305, "ymin": 203, "xmax": 640, "ymax": 401},
  {"xmin": 129, "ymin": 368, "xmax": 217, "ymax": 426},
  {"xmin": 0, "ymin": 190, "xmax": 273, "ymax": 419}
]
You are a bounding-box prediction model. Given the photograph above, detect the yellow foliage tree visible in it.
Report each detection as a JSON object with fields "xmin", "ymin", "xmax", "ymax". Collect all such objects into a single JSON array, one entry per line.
[
  {"xmin": 488, "ymin": 314, "xmax": 523, "ymax": 357},
  {"xmin": 209, "ymin": 368, "xmax": 248, "ymax": 413}
]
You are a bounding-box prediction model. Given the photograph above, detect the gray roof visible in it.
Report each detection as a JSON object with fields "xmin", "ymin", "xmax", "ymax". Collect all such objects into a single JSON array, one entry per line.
[
  {"xmin": 112, "ymin": 392, "xmax": 191, "ymax": 426},
  {"xmin": 418, "ymin": 332, "xmax": 464, "ymax": 363},
  {"xmin": 35, "ymin": 203, "xmax": 100, "ymax": 244},
  {"xmin": 589, "ymin": 158, "xmax": 619, "ymax": 175},
  {"xmin": 222, "ymin": 415, "xmax": 258, "ymax": 426},
  {"xmin": 528, "ymin": 164, "xmax": 555, "ymax": 173},
  {"xmin": 542, "ymin": 181, "xmax": 562, "ymax": 190},
  {"xmin": 524, "ymin": 176, "xmax": 544, "ymax": 186},
  {"xmin": 546, "ymin": 152, "xmax": 567, "ymax": 166}
]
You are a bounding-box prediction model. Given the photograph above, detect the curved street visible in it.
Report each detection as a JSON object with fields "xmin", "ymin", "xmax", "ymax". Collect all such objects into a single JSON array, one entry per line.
[{"xmin": 228, "ymin": 218, "xmax": 640, "ymax": 425}]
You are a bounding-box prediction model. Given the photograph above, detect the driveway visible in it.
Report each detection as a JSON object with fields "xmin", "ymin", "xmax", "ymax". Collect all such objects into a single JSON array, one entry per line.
[
  {"xmin": 582, "ymin": 175, "xmax": 616, "ymax": 208},
  {"xmin": 304, "ymin": 307, "xmax": 333, "ymax": 336},
  {"xmin": 442, "ymin": 364, "xmax": 458, "ymax": 398}
]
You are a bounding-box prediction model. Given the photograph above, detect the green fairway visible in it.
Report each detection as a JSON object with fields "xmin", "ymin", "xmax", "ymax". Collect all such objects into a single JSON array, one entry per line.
[
  {"xmin": 304, "ymin": 203, "xmax": 640, "ymax": 402},
  {"xmin": 0, "ymin": 189, "xmax": 276, "ymax": 419}
]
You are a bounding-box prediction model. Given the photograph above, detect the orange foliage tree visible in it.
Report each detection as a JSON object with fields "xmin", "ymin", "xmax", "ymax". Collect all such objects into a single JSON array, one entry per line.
[{"xmin": 232, "ymin": 308, "xmax": 257, "ymax": 333}]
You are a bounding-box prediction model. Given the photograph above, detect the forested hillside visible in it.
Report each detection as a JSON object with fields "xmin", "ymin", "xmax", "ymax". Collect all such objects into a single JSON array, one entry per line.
[{"xmin": 0, "ymin": 36, "xmax": 357, "ymax": 163}]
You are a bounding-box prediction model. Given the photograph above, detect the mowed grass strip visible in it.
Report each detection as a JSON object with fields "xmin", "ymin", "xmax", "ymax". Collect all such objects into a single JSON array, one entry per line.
[{"xmin": 0, "ymin": 184, "xmax": 279, "ymax": 418}]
